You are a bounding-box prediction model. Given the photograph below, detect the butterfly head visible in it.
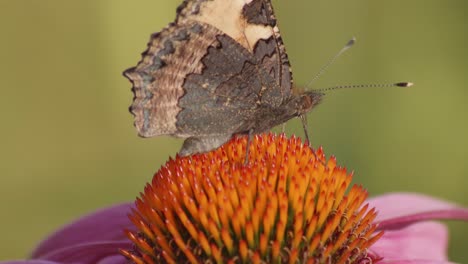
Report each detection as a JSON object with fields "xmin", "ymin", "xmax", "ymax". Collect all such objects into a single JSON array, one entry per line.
[{"xmin": 293, "ymin": 91, "xmax": 323, "ymax": 116}]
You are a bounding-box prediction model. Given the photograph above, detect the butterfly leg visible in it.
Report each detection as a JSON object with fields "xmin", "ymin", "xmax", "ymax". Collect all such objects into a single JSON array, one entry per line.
[
  {"xmin": 300, "ymin": 114, "xmax": 323, "ymax": 164},
  {"xmin": 300, "ymin": 114, "xmax": 310, "ymax": 145},
  {"xmin": 179, "ymin": 135, "xmax": 232, "ymax": 157},
  {"xmin": 281, "ymin": 123, "xmax": 286, "ymax": 134},
  {"xmin": 244, "ymin": 129, "xmax": 254, "ymax": 165}
]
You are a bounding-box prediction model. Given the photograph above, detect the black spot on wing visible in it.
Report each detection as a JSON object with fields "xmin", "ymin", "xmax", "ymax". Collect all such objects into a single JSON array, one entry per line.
[{"xmin": 242, "ymin": 0, "xmax": 270, "ymax": 25}]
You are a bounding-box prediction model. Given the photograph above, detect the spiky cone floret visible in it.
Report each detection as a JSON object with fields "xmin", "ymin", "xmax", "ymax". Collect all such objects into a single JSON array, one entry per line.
[{"xmin": 120, "ymin": 133, "xmax": 382, "ymax": 264}]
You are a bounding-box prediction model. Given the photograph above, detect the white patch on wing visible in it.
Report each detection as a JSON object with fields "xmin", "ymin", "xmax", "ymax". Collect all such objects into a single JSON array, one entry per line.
[{"xmin": 186, "ymin": 0, "xmax": 273, "ymax": 52}]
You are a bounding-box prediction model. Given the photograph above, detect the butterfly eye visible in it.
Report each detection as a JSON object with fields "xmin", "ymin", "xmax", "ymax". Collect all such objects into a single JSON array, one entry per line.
[
  {"xmin": 297, "ymin": 92, "xmax": 322, "ymax": 113},
  {"xmin": 293, "ymin": 95, "xmax": 313, "ymax": 115}
]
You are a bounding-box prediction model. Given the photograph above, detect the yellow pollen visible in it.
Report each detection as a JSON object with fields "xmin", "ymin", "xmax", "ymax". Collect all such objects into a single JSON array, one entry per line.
[{"xmin": 121, "ymin": 134, "xmax": 382, "ymax": 263}]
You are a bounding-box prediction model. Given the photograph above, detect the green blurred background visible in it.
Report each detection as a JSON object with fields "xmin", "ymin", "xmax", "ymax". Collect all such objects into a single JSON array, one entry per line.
[{"xmin": 1, "ymin": 0, "xmax": 467, "ymax": 262}]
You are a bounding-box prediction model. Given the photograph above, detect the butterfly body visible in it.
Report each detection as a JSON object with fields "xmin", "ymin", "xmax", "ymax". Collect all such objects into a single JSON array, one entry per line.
[{"xmin": 125, "ymin": 0, "xmax": 322, "ymax": 155}]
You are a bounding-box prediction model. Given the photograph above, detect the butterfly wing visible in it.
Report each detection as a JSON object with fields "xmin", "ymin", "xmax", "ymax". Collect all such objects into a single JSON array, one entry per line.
[
  {"xmin": 177, "ymin": 0, "xmax": 293, "ymax": 98},
  {"xmin": 124, "ymin": 0, "xmax": 294, "ymax": 154}
]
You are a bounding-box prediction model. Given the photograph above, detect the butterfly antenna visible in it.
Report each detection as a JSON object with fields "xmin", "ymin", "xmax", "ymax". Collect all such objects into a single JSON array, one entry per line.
[
  {"xmin": 314, "ymin": 82, "xmax": 413, "ymax": 93},
  {"xmin": 305, "ymin": 37, "xmax": 356, "ymax": 90}
]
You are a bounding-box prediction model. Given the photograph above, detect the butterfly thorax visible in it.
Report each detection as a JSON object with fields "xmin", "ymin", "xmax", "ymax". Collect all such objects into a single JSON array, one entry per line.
[{"xmin": 247, "ymin": 91, "xmax": 323, "ymax": 134}]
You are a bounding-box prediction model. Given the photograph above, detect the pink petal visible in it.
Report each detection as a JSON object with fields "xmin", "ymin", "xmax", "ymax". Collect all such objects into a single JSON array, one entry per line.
[
  {"xmin": 0, "ymin": 260, "xmax": 60, "ymax": 264},
  {"xmin": 32, "ymin": 203, "xmax": 134, "ymax": 259},
  {"xmin": 371, "ymin": 221, "xmax": 449, "ymax": 261},
  {"xmin": 366, "ymin": 193, "xmax": 468, "ymax": 230},
  {"xmin": 35, "ymin": 241, "xmax": 130, "ymax": 263},
  {"xmin": 379, "ymin": 261, "xmax": 454, "ymax": 264},
  {"xmin": 94, "ymin": 255, "xmax": 129, "ymax": 264},
  {"xmin": 368, "ymin": 193, "xmax": 459, "ymax": 220}
]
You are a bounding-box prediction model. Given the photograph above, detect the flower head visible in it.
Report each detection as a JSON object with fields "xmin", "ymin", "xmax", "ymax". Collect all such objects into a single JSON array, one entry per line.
[
  {"xmin": 2, "ymin": 134, "xmax": 468, "ymax": 264},
  {"xmin": 121, "ymin": 134, "xmax": 383, "ymax": 263}
]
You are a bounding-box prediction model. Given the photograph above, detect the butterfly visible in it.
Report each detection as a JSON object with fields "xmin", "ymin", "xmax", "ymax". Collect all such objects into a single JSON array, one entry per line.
[{"xmin": 124, "ymin": 0, "xmax": 323, "ymax": 156}]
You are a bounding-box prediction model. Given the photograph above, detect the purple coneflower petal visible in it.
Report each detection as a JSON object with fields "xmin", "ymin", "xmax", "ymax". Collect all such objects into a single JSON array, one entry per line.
[
  {"xmin": 379, "ymin": 261, "xmax": 454, "ymax": 264},
  {"xmin": 31, "ymin": 203, "xmax": 134, "ymax": 260},
  {"xmin": 0, "ymin": 260, "xmax": 60, "ymax": 264},
  {"xmin": 367, "ymin": 193, "xmax": 468, "ymax": 230},
  {"xmin": 94, "ymin": 255, "xmax": 130, "ymax": 264},
  {"xmin": 371, "ymin": 221, "xmax": 449, "ymax": 262},
  {"xmin": 35, "ymin": 241, "xmax": 130, "ymax": 263}
]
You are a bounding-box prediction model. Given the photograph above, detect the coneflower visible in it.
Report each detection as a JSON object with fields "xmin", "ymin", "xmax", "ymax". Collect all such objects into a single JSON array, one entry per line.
[{"xmin": 3, "ymin": 134, "xmax": 468, "ymax": 264}]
